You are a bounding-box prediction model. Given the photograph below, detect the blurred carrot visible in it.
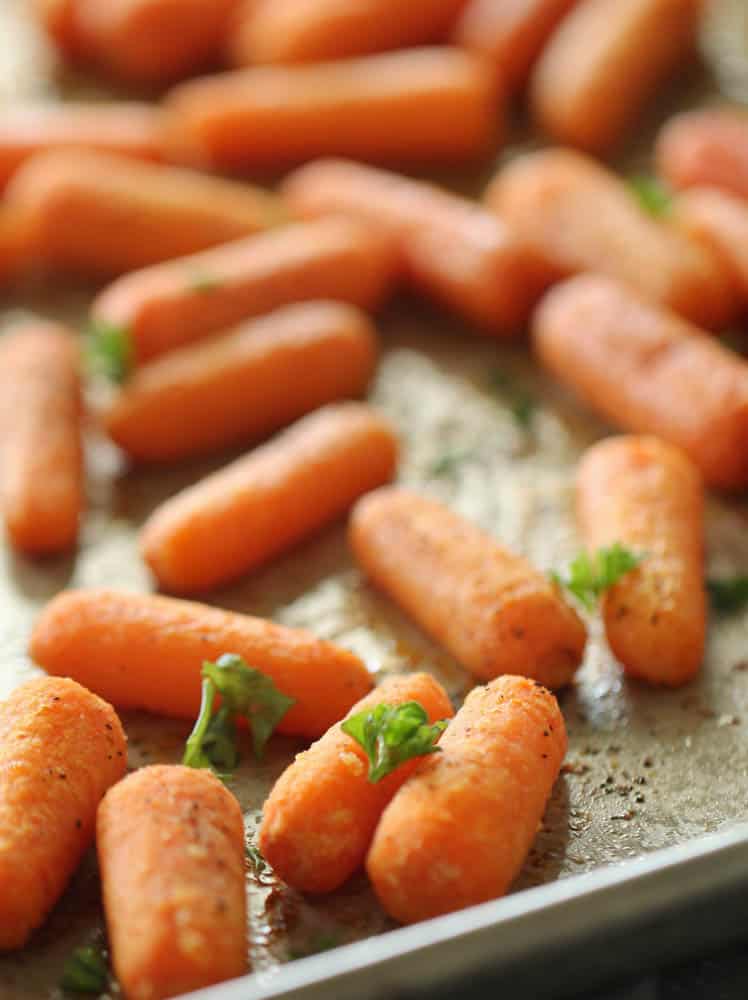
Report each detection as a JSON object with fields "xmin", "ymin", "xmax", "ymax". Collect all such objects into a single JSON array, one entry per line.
[
  {"xmin": 141, "ymin": 402, "xmax": 398, "ymax": 592},
  {"xmin": 530, "ymin": 0, "xmax": 703, "ymax": 153},
  {"xmin": 533, "ymin": 274, "xmax": 748, "ymax": 491},
  {"xmin": 672, "ymin": 188, "xmax": 748, "ymax": 305},
  {"xmin": 486, "ymin": 148, "xmax": 737, "ymax": 330},
  {"xmin": 283, "ymin": 159, "xmax": 552, "ymax": 335},
  {"xmin": 349, "ymin": 488, "xmax": 587, "ymax": 688},
  {"xmin": 656, "ymin": 108, "xmax": 748, "ymax": 202},
  {"xmin": 163, "ymin": 48, "xmax": 500, "ymax": 171},
  {"xmin": 97, "ymin": 765, "xmax": 245, "ymax": 1000},
  {"xmin": 90, "ymin": 217, "xmax": 397, "ymax": 366},
  {"xmin": 31, "ymin": 0, "xmax": 86, "ymax": 56},
  {"xmin": 366, "ymin": 675, "xmax": 567, "ymax": 924},
  {"xmin": 577, "ymin": 435, "xmax": 705, "ymax": 686},
  {"xmin": 30, "ymin": 588, "xmax": 373, "ymax": 737},
  {"xmin": 0, "ymin": 207, "xmax": 35, "ymax": 287},
  {"xmin": 104, "ymin": 301, "xmax": 378, "ymax": 462},
  {"xmin": 0, "ymin": 676, "xmax": 126, "ymax": 950}
]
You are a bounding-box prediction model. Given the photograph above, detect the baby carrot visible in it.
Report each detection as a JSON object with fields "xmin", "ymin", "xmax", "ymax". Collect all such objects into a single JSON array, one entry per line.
[
  {"xmin": 90, "ymin": 217, "xmax": 397, "ymax": 365},
  {"xmin": 282, "ymin": 159, "xmax": 552, "ymax": 335},
  {"xmin": 163, "ymin": 48, "xmax": 501, "ymax": 171},
  {"xmin": 529, "ymin": 0, "xmax": 703, "ymax": 153},
  {"xmin": 31, "ymin": 0, "xmax": 86, "ymax": 56},
  {"xmin": 259, "ymin": 673, "xmax": 453, "ymax": 894},
  {"xmin": 104, "ymin": 302, "xmax": 378, "ymax": 462},
  {"xmin": 0, "ymin": 676, "xmax": 126, "ymax": 950},
  {"xmin": 97, "ymin": 765, "xmax": 246, "ymax": 1000},
  {"xmin": 30, "ymin": 589, "xmax": 373, "ymax": 737},
  {"xmin": 366, "ymin": 675, "xmax": 566, "ymax": 924},
  {"xmin": 141, "ymin": 402, "xmax": 398, "ymax": 592},
  {"xmin": 0, "ymin": 322, "xmax": 83, "ymax": 554},
  {"xmin": 656, "ymin": 108, "xmax": 748, "ymax": 202},
  {"xmin": 577, "ymin": 436, "xmax": 705, "ymax": 686},
  {"xmin": 349, "ymin": 488, "xmax": 587, "ymax": 689},
  {"xmin": 533, "ymin": 274, "xmax": 748, "ymax": 491},
  {"xmin": 0, "ymin": 207, "xmax": 35, "ymax": 287},
  {"xmin": 485, "ymin": 148, "xmax": 737, "ymax": 330},
  {"xmin": 672, "ymin": 188, "xmax": 748, "ymax": 306},
  {"xmin": 7, "ymin": 149, "xmax": 284, "ymax": 279}
]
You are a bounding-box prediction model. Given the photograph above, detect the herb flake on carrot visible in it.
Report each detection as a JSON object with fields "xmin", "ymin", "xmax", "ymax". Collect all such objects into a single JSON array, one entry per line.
[
  {"xmin": 60, "ymin": 945, "xmax": 109, "ymax": 994},
  {"xmin": 86, "ymin": 321, "xmax": 133, "ymax": 384},
  {"xmin": 628, "ymin": 174, "xmax": 672, "ymax": 217},
  {"xmin": 551, "ymin": 544, "xmax": 645, "ymax": 611},
  {"xmin": 341, "ymin": 701, "xmax": 448, "ymax": 783}
]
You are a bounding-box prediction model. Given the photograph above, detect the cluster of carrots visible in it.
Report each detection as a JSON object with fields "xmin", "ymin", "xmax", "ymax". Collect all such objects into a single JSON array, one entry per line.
[{"xmin": 0, "ymin": 0, "xmax": 746, "ymax": 997}]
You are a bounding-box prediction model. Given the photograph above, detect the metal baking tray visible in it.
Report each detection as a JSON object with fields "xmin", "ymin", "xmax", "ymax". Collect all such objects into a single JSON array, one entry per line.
[{"xmin": 0, "ymin": 2, "xmax": 747, "ymax": 997}]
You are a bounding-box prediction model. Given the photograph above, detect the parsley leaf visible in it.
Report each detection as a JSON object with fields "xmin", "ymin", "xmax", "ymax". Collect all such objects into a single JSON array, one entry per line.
[
  {"xmin": 246, "ymin": 844, "xmax": 269, "ymax": 875},
  {"xmin": 60, "ymin": 945, "xmax": 109, "ymax": 994},
  {"xmin": 707, "ymin": 576, "xmax": 748, "ymax": 615},
  {"xmin": 85, "ymin": 321, "xmax": 133, "ymax": 384},
  {"xmin": 342, "ymin": 701, "xmax": 448, "ymax": 783},
  {"xmin": 551, "ymin": 544, "xmax": 645, "ymax": 611},
  {"xmin": 628, "ymin": 175, "xmax": 672, "ymax": 217},
  {"xmin": 488, "ymin": 369, "xmax": 536, "ymax": 430},
  {"xmin": 187, "ymin": 271, "xmax": 222, "ymax": 294}
]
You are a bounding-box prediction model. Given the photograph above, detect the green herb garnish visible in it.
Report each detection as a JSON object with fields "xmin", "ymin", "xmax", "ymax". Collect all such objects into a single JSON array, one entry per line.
[
  {"xmin": 187, "ymin": 271, "xmax": 222, "ymax": 294},
  {"xmin": 551, "ymin": 544, "xmax": 645, "ymax": 611},
  {"xmin": 488, "ymin": 369, "xmax": 536, "ymax": 430},
  {"xmin": 628, "ymin": 175, "xmax": 672, "ymax": 217},
  {"xmin": 341, "ymin": 701, "xmax": 448, "ymax": 783},
  {"xmin": 85, "ymin": 321, "xmax": 132, "ymax": 384},
  {"xmin": 60, "ymin": 945, "xmax": 109, "ymax": 994},
  {"xmin": 707, "ymin": 576, "xmax": 748, "ymax": 614},
  {"xmin": 428, "ymin": 449, "xmax": 475, "ymax": 479},
  {"xmin": 246, "ymin": 844, "xmax": 269, "ymax": 875},
  {"xmin": 288, "ymin": 933, "xmax": 340, "ymax": 960}
]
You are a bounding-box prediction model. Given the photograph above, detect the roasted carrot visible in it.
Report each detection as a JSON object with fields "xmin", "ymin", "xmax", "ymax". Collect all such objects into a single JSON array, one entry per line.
[
  {"xmin": 577, "ymin": 436, "xmax": 705, "ymax": 686},
  {"xmin": 672, "ymin": 188, "xmax": 748, "ymax": 305},
  {"xmin": 90, "ymin": 217, "xmax": 397, "ymax": 365},
  {"xmin": 0, "ymin": 676, "xmax": 126, "ymax": 950},
  {"xmin": 104, "ymin": 302, "xmax": 378, "ymax": 462},
  {"xmin": 367, "ymin": 675, "xmax": 566, "ymax": 924},
  {"xmin": 486, "ymin": 148, "xmax": 737, "ymax": 330},
  {"xmin": 6, "ymin": 149, "xmax": 285, "ymax": 279},
  {"xmin": 31, "ymin": 0, "xmax": 86, "ymax": 56},
  {"xmin": 30, "ymin": 589, "xmax": 373, "ymax": 737},
  {"xmin": 282, "ymin": 160, "xmax": 552, "ymax": 335},
  {"xmin": 141, "ymin": 402, "xmax": 398, "ymax": 592},
  {"xmin": 656, "ymin": 108, "xmax": 748, "ymax": 202},
  {"xmin": 533, "ymin": 274, "xmax": 748, "ymax": 491},
  {"xmin": 349, "ymin": 488, "xmax": 587, "ymax": 688},
  {"xmin": 164, "ymin": 48, "xmax": 500, "ymax": 171},
  {"xmin": 97, "ymin": 765, "xmax": 246, "ymax": 1000},
  {"xmin": 0, "ymin": 207, "xmax": 35, "ymax": 287},
  {"xmin": 0, "ymin": 322, "xmax": 83, "ymax": 554},
  {"xmin": 529, "ymin": 0, "xmax": 703, "ymax": 153}
]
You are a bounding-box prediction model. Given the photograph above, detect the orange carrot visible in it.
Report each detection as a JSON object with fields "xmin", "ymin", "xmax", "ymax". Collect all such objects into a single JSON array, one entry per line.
[
  {"xmin": 164, "ymin": 48, "xmax": 501, "ymax": 171},
  {"xmin": 30, "ymin": 589, "xmax": 373, "ymax": 737},
  {"xmin": 349, "ymin": 488, "xmax": 587, "ymax": 688},
  {"xmin": 31, "ymin": 0, "xmax": 86, "ymax": 56},
  {"xmin": 141, "ymin": 402, "xmax": 398, "ymax": 592},
  {"xmin": 577, "ymin": 435, "xmax": 705, "ymax": 686},
  {"xmin": 656, "ymin": 108, "xmax": 748, "ymax": 202},
  {"xmin": 90, "ymin": 217, "xmax": 397, "ymax": 365},
  {"xmin": 0, "ymin": 322, "xmax": 83, "ymax": 554},
  {"xmin": 97, "ymin": 765, "xmax": 246, "ymax": 1000},
  {"xmin": 0, "ymin": 206, "xmax": 35, "ymax": 287},
  {"xmin": 366, "ymin": 675, "xmax": 567, "ymax": 924},
  {"xmin": 672, "ymin": 188, "xmax": 748, "ymax": 305},
  {"xmin": 104, "ymin": 301, "xmax": 378, "ymax": 462},
  {"xmin": 486, "ymin": 148, "xmax": 737, "ymax": 330},
  {"xmin": 6, "ymin": 149, "xmax": 285, "ymax": 279},
  {"xmin": 0, "ymin": 676, "xmax": 126, "ymax": 950},
  {"xmin": 533, "ymin": 274, "xmax": 748, "ymax": 491},
  {"xmin": 259, "ymin": 673, "xmax": 453, "ymax": 894},
  {"xmin": 282, "ymin": 159, "xmax": 552, "ymax": 335},
  {"xmin": 529, "ymin": 0, "xmax": 703, "ymax": 153}
]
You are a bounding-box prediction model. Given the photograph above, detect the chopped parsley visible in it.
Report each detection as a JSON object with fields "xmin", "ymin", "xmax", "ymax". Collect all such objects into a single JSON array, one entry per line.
[
  {"xmin": 85, "ymin": 321, "xmax": 132, "ymax": 384},
  {"xmin": 551, "ymin": 544, "xmax": 645, "ymax": 611},
  {"xmin": 60, "ymin": 945, "xmax": 108, "ymax": 994},
  {"xmin": 341, "ymin": 701, "xmax": 448, "ymax": 783},
  {"xmin": 628, "ymin": 175, "xmax": 672, "ymax": 217}
]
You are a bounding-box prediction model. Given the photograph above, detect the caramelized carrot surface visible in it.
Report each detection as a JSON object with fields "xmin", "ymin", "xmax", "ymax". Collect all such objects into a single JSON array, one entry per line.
[{"xmin": 656, "ymin": 108, "xmax": 748, "ymax": 201}]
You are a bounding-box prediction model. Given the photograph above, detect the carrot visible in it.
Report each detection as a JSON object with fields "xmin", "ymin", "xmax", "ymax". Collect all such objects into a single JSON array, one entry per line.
[
  {"xmin": 141, "ymin": 402, "xmax": 398, "ymax": 592},
  {"xmin": 529, "ymin": 0, "xmax": 703, "ymax": 153},
  {"xmin": 349, "ymin": 488, "xmax": 587, "ymax": 688},
  {"xmin": 230, "ymin": 0, "xmax": 468, "ymax": 65},
  {"xmin": 0, "ymin": 322, "xmax": 83, "ymax": 554},
  {"xmin": 31, "ymin": 0, "xmax": 86, "ymax": 56},
  {"xmin": 366, "ymin": 675, "xmax": 567, "ymax": 924},
  {"xmin": 163, "ymin": 48, "xmax": 500, "ymax": 171},
  {"xmin": 6, "ymin": 149, "xmax": 285, "ymax": 279},
  {"xmin": 577, "ymin": 435, "xmax": 705, "ymax": 686},
  {"xmin": 0, "ymin": 676, "xmax": 126, "ymax": 950},
  {"xmin": 258, "ymin": 672, "xmax": 453, "ymax": 894},
  {"xmin": 672, "ymin": 188, "xmax": 748, "ymax": 305},
  {"xmin": 485, "ymin": 148, "xmax": 737, "ymax": 330},
  {"xmin": 656, "ymin": 108, "xmax": 748, "ymax": 202},
  {"xmin": 532, "ymin": 274, "xmax": 748, "ymax": 491},
  {"xmin": 90, "ymin": 217, "xmax": 397, "ymax": 365},
  {"xmin": 0, "ymin": 206, "xmax": 35, "ymax": 287},
  {"xmin": 97, "ymin": 765, "xmax": 246, "ymax": 1000},
  {"xmin": 282, "ymin": 159, "xmax": 552, "ymax": 335},
  {"xmin": 30, "ymin": 588, "xmax": 373, "ymax": 737}
]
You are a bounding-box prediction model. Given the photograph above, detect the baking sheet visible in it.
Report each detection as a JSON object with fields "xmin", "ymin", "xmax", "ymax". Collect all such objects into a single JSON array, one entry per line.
[{"xmin": 1, "ymin": 1, "xmax": 748, "ymax": 996}]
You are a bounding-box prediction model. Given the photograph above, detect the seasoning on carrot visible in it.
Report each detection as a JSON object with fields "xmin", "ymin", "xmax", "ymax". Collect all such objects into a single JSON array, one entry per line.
[
  {"xmin": 97, "ymin": 764, "xmax": 246, "ymax": 1000},
  {"xmin": 282, "ymin": 160, "xmax": 552, "ymax": 335},
  {"xmin": 30, "ymin": 589, "xmax": 373, "ymax": 738},
  {"xmin": 0, "ymin": 676, "xmax": 126, "ymax": 950},
  {"xmin": 102, "ymin": 301, "xmax": 378, "ymax": 462},
  {"xmin": 141, "ymin": 402, "xmax": 398, "ymax": 593},
  {"xmin": 349, "ymin": 487, "xmax": 587, "ymax": 688},
  {"xmin": 672, "ymin": 188, "xmax": 748, "ymax": 306},
  {"xmin": 366, "ymin": 675, "xmax": 567, "ymax": 924},
  {"xmin": 258, "ymin": 672, "xmax": 453, "ymax": 894},
  {"xmin": 532, "ymin": 273, "xmax": 748, "ymax": 491},
  {"xmin": 89, "ymin": 216, "xmax": 397, "ymax": 368},
  {"xmin": 656, "ymin": 107, "xmax": 748, "ymax": 202}
]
